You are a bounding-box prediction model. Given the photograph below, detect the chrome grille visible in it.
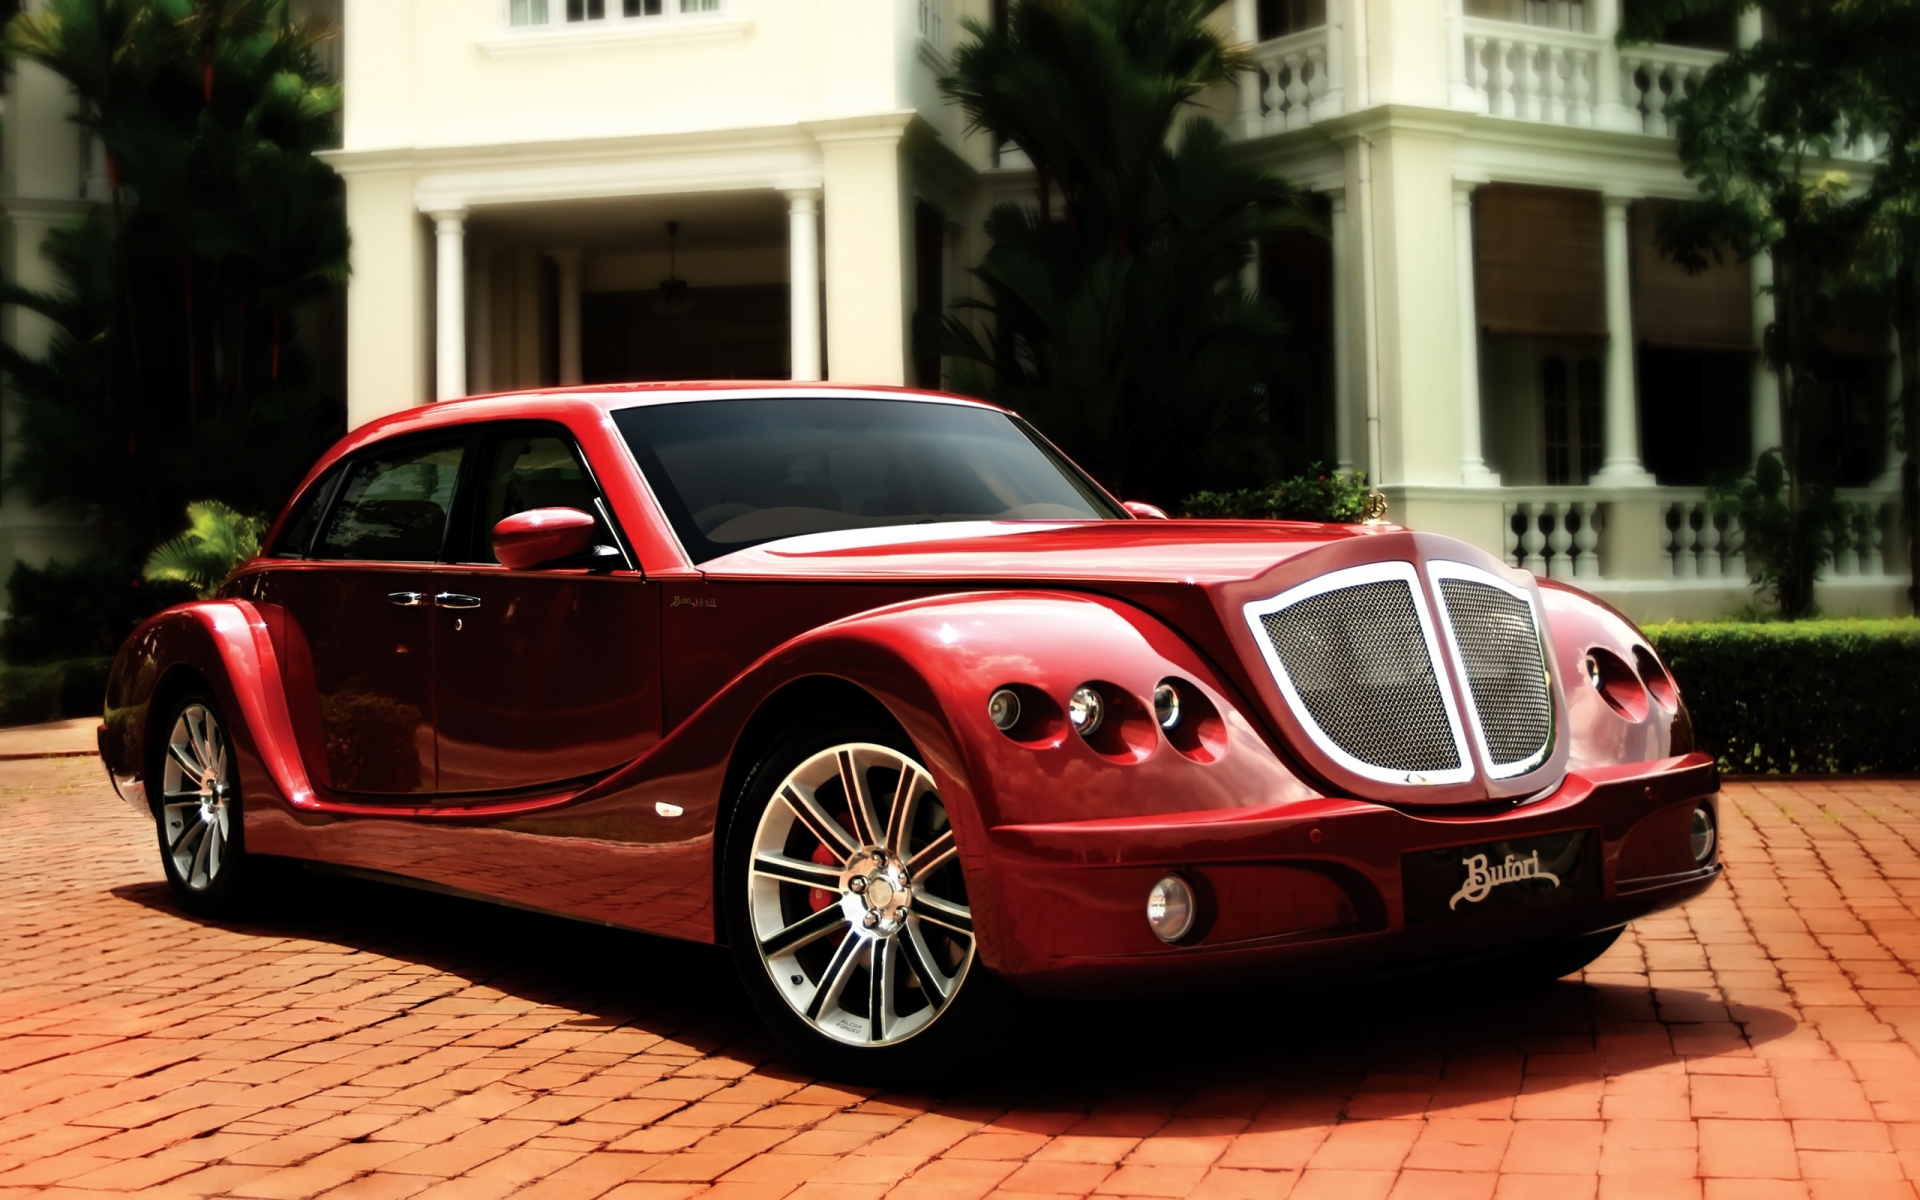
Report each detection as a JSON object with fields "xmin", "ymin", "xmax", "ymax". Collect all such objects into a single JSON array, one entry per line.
[
  {"xmin": 1438, "ymin": 578, "xmax": 1553, "ymax": 769},
  {"xmin": 1256, "ymin": 579, "xmax": 1462, "ymax": 774}
]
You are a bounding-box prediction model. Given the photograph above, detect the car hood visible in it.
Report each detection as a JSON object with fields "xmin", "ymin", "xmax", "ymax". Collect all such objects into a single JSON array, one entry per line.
[{"xmin": 697, "ymin": 518, "xmax": 1394, "ymax": 586}]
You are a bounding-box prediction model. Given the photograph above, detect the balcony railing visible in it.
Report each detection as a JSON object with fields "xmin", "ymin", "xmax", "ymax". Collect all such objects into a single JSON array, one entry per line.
[
  {"xmin": 1502, "ymin": 486, "xmax": 1903, "ymax": 583},
  {"xmin": 1242, "ymin": 26, "xmax": 1342, "ymax": 136}
]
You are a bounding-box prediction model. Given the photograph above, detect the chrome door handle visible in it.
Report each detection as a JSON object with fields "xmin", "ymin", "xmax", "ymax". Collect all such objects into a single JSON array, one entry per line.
[
  {"xmin": 387, "ymin": 591, "xmax": 427, "ymax": 607},
  {"xmin": 433, "ymin": 592, "xmax": 482, "ymax": 610}
]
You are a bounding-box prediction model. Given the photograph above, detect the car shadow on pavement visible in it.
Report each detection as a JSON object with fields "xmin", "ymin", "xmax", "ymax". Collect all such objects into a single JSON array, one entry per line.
[{"xmin": 110, "ymin": 866, "xmax": 1797, "ymax": 1117}]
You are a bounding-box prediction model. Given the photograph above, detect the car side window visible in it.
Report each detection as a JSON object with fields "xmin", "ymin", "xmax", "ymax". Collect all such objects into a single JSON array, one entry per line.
[
  {"xmin": 465, "ymin": 431, "xmax": 613, "ymax": 564},
  {"xmin": 313, "ymin": 439, "xmax": 467, "ymax": 562},
  {"xmin": 272, "ymin": 466, "xmax": 343, "ymax": 558}
]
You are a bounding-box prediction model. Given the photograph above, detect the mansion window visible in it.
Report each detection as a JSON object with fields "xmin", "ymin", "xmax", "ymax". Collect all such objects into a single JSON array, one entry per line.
[{"xmin": 509, "ymin": 0, "xmax": 720, "ymax": 27}]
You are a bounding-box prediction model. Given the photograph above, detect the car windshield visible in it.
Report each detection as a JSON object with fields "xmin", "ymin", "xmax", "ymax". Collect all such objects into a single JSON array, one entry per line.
[{"xmin": 612, "ymin": 397, "xmax": 1122, "ymax": 562}]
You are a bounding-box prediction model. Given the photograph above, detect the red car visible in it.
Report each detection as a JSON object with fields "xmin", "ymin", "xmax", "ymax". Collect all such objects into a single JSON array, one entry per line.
[{"xmin": 101, "ymin": 385, "xmax": 1719, "ymax": 1077}]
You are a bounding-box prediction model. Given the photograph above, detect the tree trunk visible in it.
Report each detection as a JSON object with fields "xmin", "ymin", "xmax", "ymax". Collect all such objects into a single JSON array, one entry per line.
[{"xmin": 1896, "ymin": 255, "xmax": 1919, "ymax": 615}]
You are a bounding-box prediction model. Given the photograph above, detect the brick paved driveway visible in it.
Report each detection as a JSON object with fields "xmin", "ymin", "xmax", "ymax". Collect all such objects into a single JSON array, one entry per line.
[{"xmin": 6, "ymin": 758, "xmax": 1920, "ymax": 1200}]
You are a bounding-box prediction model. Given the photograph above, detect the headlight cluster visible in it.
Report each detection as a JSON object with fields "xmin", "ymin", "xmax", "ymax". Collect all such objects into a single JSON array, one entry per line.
[{"xmin": 989, "ymin": 678, "xmax": 1195, "ymax": 742}]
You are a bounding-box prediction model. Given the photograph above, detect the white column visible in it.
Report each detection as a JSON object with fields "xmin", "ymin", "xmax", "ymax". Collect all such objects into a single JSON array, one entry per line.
[
  {"xmin": 1234, "ymin": 0, "xmax": 1263, "ymax": 136},
  {"xmin": 1750, "ymin": 250, "xmax": 1782, "ymax": 458},
  {"xmin": 1322, "ymin": 0, "xmax": 1346, "ymax": 115},
  {"xmin": 785, "ymin": 187, "xmax": 823, "ymax": 382},
  {"xmin": 1590, "ymin": 0, "xmax": 1635, "ymax": 132},
  {"xmin": 1454, "ymin": 182, "xmax": 1499, "ymax": 485},
  {"xmin": 471, "ymin": 245, "xmax": 494, "ymax": 396},
  {"xmin": 431, "ymin": 209, "xmax": 467, "ymax": 402},
  {"xmin": 551, "ymin": 248, "xmax": 583, "ymax": 387},
  {"xmin": 1593, "ymin": 194, "xmax": 1656, "ymax": 485},
  {"xmin": 1445, "ymin": 0, "xmax": 1481, "ymax": 110},
  {"xmin": 1875, "ymin": 329, "xmax": 1903, "ymax": 488},
  {"xmin": 1329, "ymin": 191, "xmax": 1355, "ymax": 473}
]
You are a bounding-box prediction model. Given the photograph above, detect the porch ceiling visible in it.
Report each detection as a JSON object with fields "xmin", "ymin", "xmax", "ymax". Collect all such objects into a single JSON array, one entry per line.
[{"xmin": 465, "ymin": 190, "xmax": 788, "ymax": 252}]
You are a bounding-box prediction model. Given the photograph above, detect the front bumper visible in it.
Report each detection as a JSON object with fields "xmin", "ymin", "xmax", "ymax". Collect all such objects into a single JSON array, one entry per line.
[{"xmin": 980, "ymin": 753, "xmax": 1720, "ymax": 995}]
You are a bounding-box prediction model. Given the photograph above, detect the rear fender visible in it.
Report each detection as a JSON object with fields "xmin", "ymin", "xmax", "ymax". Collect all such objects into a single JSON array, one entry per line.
[{"xmin": 104, "ymin": 601, "xmax": 315, "ymax": 856}]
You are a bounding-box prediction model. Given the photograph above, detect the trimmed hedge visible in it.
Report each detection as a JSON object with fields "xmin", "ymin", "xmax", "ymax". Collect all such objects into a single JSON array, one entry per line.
[
  {"xmin": 1645, "ymin": 620, "xmax": 1920, "ymax": 775},
  {"xmin": 1180, "ymin": 469, "xmax": 1372, "ymax": 523},
  {"xmin": 0, "ymin": 658, "xmax": 114, "ymax": 729}
]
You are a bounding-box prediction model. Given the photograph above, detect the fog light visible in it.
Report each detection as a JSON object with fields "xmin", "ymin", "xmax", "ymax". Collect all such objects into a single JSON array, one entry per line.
[
  {"xmin": 1152, "ymin": 682, "xmax": 1181, "ymax": 731},
  {"xmin": 1147, "ymin": 875, "xmax": 1196, "ymax": 943},
  {"xmin": 987, "ymin": 688, "xmax": 1022, "ymax": 732},
  {"xmin": 1690, "ymin": 805, "xmax": 1717, "ymax": 863},
  {"xmin": 1068, "ymin": 686, "xmax": 1105, "ymax": 737}
]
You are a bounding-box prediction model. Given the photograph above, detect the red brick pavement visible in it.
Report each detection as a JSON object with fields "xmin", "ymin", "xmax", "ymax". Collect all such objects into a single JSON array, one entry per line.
[{"xmin": 6, "ymin": 758, "xmax": 1920, "ymax": 1199}]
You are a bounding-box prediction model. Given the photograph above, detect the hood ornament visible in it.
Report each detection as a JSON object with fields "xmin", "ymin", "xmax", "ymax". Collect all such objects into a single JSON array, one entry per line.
[{"xmin": 1362, "ymin": 492, "xmax": 1390, "ymax": 525}]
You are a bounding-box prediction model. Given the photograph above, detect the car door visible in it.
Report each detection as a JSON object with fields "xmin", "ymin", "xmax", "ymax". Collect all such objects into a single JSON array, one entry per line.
[
  {"xmin": 429, "ymin": 423, "xmax": 662, "ymax": 795},
  {"xmin": 260, "ymin": 434, "xmax": 467, "ymax": 795}
]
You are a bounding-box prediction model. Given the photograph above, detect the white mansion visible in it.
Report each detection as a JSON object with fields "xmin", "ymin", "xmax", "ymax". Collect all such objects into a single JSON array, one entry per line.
[{"xmin": 0, "ymin": 0, "xmax": 1907, "ymax": 620}]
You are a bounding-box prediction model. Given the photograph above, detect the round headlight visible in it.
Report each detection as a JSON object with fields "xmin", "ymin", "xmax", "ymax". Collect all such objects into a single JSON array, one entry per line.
[
  {"xmin": 1068, "ymin": 686, "xmax": 1105, "ymax": 737},
  {"xmin": 987, "ymin": 688, "xmax": 1022, "ymax": 732},
  {"xmin": 1152, "ymin": 682, "xmax": 1181, "ymax": 731},
  {"xmin": 1146, "ymin": 875, "xmax": 1196, "ymax": 943},
  {"xmin": 1690, "ymin": 805, "xmax": 1716, "ymax": 863}
]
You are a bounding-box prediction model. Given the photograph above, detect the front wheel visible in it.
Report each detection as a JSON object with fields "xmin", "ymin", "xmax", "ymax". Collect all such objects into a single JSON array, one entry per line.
[
  {"xmin": 1504, "ymin": 926, "xmax": 1625, "ymax": 982},
  {"xmin": 723, "ymin": 718, "xmax": 1006, "ymax": 1082},
  {"xmin": 151, "ymin": 692, "xmax": 252, "ymax": 917}
]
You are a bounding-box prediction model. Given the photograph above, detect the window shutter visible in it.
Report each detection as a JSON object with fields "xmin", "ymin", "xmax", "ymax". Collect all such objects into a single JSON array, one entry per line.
[
  {"xmin": 1475, "ymin": 185, "xmax": 1607, "ymax": 340},
  {"xmin": 1631, "ymin": 200, "xmax": 1753, "ymax": 351}
]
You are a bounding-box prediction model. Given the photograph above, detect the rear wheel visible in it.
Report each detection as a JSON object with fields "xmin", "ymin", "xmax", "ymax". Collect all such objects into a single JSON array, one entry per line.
[
  {"xmin": 724, "ymin": 716, "xmax": 1005, "ymax": 1082},
  {"xmin": 151, "ymin": 692, "xmax": 251, "ymax": 917}
]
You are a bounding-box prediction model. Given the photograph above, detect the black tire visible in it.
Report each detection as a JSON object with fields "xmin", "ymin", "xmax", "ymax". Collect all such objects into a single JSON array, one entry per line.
[
  {"xmin": 1504, "ymin": 926, "xmax": 1625, "ymax": 982},
  {"xmin": 149, "ymin": 690, "xmax": 255, "ymax": 917},
  {"xmin": 722, "ymin": 712, "xmax": 1009, "ymax": 1084}
]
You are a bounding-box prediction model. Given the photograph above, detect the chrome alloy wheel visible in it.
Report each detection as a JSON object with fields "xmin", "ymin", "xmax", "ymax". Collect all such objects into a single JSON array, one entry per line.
[
  {"xmin": 748, "ymin": 743, "xmax": 975, "ymax": 1047},
  {"xmin": 160, "ymin": 704, "xmax": 233, "ymax": 892}
]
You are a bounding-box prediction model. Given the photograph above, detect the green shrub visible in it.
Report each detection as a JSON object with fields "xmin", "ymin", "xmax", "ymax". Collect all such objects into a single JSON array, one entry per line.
[
  {"xmin": 0, "ymin": 657, "xmax": 114, "ymax": 727},
  {"xmin": 1646, "ymin": 619, "xmax": 1920, "ymax": 774},
  {"xmin": 1180, "ymin": 468, "xmax": 1373, "ymax": 523},
  {"xmin": 2, "ymin": 556, "xmax": 194, "ymax": 665}
]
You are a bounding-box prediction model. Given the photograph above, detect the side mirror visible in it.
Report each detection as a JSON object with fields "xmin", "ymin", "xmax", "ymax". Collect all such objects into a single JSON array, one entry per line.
[
  {"xmin": 493, "ymin": 507, "xmax": 600, "ymax": 570},
  {"xmin": 1123, "ymin": 500, "xmax": 1170, "ymax": 520}
]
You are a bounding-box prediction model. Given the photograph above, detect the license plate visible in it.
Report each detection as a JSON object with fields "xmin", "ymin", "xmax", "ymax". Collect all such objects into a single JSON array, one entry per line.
[{"xmin": 1402, "ymin": 830, "xmax": 1599, "ymax": 924}]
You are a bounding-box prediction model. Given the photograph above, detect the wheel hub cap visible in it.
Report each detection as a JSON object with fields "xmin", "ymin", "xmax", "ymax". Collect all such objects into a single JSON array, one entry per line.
[{"xmin": 840, "ymin": 850, "xmax": 911, "ymax": 937}]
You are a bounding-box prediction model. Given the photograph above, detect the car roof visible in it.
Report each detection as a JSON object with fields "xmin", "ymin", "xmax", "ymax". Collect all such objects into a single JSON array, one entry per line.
[{"xmin": 435, "ymin": 381, "xmax": 1010, "ymax": 415}]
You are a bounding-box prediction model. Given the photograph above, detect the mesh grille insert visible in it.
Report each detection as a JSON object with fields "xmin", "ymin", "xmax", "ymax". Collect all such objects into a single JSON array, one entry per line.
[
  {"xmin": 1258, "ymin": 579, "xmax": 1461, "ymax": 774},
  {"xmin": 1439, "ymin": 578, "xmax": 1552, "ymax": 767}
]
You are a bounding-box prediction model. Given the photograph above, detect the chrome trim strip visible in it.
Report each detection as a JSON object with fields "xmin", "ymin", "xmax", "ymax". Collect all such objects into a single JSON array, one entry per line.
[
  {"xmin": 1242, "ymin": 560, "xmax": 1476, "ymax": 787},
  {"xmin": 1426, "ymin": 560, "xmax": 1556, "ymax": 780}
]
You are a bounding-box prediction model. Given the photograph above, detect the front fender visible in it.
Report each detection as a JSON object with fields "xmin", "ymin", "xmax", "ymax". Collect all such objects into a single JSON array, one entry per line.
[
  {"xmin": 663, "ymin": 589, "xmax": 1320, "ymax": 970},
  {"xmin": 104, "ymin": 600, "xmax": 315, "ymax": 855}
]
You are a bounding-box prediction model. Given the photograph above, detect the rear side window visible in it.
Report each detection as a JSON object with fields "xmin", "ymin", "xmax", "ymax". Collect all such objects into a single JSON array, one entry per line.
[
  {"xmin": 313, "ymin": 439, "xmax": 467, "ymax": 562},
  {"xmin": 464, "ymin": 432, "xmax": 614, "ymax": 564},
  {"xmin": 272, "ymin": 466, "xmax": 342, "ymax": 558}
]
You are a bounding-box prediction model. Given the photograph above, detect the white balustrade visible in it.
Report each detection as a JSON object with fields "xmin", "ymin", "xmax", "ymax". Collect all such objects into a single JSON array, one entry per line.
[
  {"xmin": 1247, "ymin": 27, "xmax": 1339, "ymax": 135},
  {"xmin": 1496, "ymin": 489, "xmax": 1899, "ymax": 588},
  {"xmin": 1619, "ymin": 46, "xmax": 1721, "ymax": 135},
  {"xmin": 1464, "ymin": 19, "xmax": 1602, "ymax": 128},
  {"xmin": 1505, "ymin": 496, "xmax": 1607, "ymax": 580},
  {"xmin": 1461, "ymin": 18, "xmax": 1723, "ymax": 138}
]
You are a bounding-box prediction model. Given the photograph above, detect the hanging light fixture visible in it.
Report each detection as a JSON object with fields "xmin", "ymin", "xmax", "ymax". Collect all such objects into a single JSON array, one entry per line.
[{"xmin": 656, "ymin": 220, "xmax": 692, "ymax": 316}]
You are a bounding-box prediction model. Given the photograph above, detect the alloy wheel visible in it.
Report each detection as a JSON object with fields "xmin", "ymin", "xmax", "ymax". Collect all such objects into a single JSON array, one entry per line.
[
  {"xmin": 160, "ymin": 704, "xmax": 233, "ymax": 892},
  {"xmin": 747, "ymin": 742, "xmax": 974, "ymax": 1047}
]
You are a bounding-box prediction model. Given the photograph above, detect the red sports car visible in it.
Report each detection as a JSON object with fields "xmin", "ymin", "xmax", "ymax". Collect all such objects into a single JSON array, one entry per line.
[{"xmin": 101, "ymin": 384, "xmax": 1719, "ymax": 1076}]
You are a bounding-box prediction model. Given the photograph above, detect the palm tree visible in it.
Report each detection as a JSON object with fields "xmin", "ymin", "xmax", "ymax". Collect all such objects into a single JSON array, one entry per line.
[
  {"xmin": 927, "ymin": 0, "xmax": 1316, "ymax": 504},
  {"xmin": 143, "ymin": 500, "xmax": 264, "ymax": 597},
  {"xmin": 0, "ymin": 0, "xmax": 347, "ymax": 549}
]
